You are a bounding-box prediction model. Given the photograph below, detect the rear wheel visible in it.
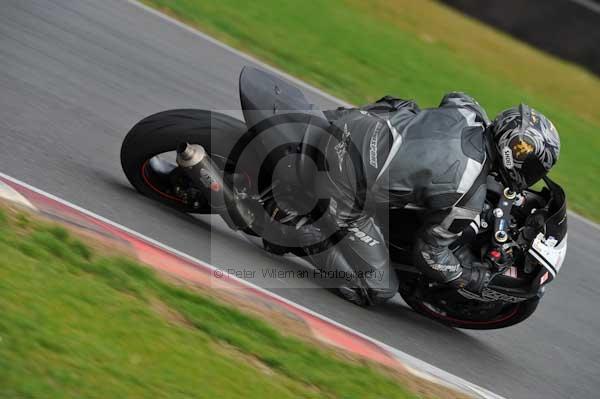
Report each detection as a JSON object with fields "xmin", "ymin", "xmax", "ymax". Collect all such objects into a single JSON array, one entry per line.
[{"xmin": 120, "ymin": 109, "xmax": 248, "ymax": 212}]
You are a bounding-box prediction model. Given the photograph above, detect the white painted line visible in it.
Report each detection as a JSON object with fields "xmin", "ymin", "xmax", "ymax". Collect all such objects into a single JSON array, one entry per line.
[
  {"xmin": 125, "ymin": 0, "xmax": 600, "ymax": 233},
  {"xmin": 0, "ymin": 171, "xmax": 502, "ymax": 399}
]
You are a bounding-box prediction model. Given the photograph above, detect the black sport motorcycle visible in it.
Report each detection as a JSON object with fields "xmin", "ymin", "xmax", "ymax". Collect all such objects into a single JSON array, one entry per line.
[{"xmin": 120, "ymin": 67, "xmax": 568, "ymax": 329}]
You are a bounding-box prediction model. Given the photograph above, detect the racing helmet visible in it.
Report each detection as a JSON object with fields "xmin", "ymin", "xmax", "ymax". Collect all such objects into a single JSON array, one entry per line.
[{"xmin": 491, "ymin": 104, "xmax": 560, "ymax": 191}]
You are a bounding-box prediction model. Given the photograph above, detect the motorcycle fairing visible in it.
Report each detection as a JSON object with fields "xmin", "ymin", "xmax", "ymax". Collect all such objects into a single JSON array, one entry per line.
[
  {"xmin": 530, "ymin": 232, "xmax": 567, "ymax": 280},
  {"xmin": 529, "ymin": 177, "xmax": 568, "ymax": 285}
]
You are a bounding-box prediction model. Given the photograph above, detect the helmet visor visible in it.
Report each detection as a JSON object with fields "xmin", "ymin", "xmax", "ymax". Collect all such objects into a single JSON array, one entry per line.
[{"xmin": 521, "ymin": 153, "xmax": 549, "ymax": 187}]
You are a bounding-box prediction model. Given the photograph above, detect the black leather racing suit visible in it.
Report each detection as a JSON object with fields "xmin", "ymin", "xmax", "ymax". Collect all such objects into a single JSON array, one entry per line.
[{"xmin": 306, "ymin": 92, "xmax": 491, "ymax": 302}]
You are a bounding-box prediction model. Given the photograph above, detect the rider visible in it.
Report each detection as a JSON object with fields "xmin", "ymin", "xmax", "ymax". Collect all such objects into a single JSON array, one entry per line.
[{"xmin": 300, "ymin": 93, "xmax": 561, "ymax": 305}]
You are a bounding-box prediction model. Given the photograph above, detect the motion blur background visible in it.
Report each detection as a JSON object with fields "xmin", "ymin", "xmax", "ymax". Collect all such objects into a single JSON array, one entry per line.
[{"xmin": 442, "ymin": 0, "xmax": 600, "ymax": 77}]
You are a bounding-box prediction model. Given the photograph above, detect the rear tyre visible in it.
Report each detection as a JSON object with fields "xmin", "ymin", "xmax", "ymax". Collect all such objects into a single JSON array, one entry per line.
[{"xmin": 120, "ymin": 109, "xmax": 247, "ymax": 212}]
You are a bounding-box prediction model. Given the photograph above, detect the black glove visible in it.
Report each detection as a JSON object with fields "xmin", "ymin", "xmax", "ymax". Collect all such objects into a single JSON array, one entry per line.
[
  {"xmin": 522, "ymin": 210, "xmax": 548, "ymax": 241},
  {"xmin": 453, "ymin": 246, "xmax": 477, "ymax": 267},
  {"xmin": 450, "ymin": 261, "xmax": 492, "ymax": 294}
]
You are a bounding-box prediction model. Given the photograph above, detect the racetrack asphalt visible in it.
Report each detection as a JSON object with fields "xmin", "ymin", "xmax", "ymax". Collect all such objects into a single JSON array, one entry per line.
[{"xmin": 0, "ymin": 1, "xmax": 598, "ymax": 397}]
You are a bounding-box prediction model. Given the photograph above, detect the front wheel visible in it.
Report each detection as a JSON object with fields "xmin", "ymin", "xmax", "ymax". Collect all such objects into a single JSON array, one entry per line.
[
  {"xmin": 400, "ymin": 291, "xmax": 540, "ymax": 330},
  {"xmin": 120, "ymin": 109, "xmax": 248, "ymax": 213}
]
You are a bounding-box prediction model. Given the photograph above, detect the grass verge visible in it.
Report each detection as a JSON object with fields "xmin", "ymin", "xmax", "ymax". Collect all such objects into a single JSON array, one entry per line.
[
  {"xmin": 0, "ymin": 204, "xmax": 466, "ymax": 399},
  {"xmin": 142, "ymin": 0, "xmax": 600, "ymax": 221}
]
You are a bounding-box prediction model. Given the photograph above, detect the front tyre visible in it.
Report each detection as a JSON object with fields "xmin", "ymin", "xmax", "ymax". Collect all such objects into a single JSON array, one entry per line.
[{"xmin": 400, "ymin": 292, "xmax": 540, "ymax": 330}]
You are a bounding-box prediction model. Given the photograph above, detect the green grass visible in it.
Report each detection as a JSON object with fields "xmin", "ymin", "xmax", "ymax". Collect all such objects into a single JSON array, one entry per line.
[
  {"xmin": 0, "ymin": 207, "xmax": 439, "ymax": 399},
  {"xmin": 143, "ymin": 0, "xmax": 600, "ymax": 221}
]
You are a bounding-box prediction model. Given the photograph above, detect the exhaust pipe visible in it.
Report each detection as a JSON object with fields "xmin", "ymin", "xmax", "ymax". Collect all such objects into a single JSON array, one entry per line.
[{"xmin": 176, "ymin": 143, "xmax": 254, "ymax": 231}]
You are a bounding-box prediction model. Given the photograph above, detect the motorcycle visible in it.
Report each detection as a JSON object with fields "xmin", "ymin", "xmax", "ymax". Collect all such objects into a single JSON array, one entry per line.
[{"xmin": 120, "ymin": 66, "xmax": 568, "ymax": 329}]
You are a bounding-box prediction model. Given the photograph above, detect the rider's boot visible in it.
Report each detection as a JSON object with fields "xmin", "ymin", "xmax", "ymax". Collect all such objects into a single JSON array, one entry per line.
[
  {"xmin": 336, "ymin": 285, "xmax": 396, "ymax": 306},
  {"xmin": 337, "ymin": 285, "xmax": 370, "ymax": 306},
  {"xmin": 450, "ymin": 261, "xmax": 492, "ymax": 294}
]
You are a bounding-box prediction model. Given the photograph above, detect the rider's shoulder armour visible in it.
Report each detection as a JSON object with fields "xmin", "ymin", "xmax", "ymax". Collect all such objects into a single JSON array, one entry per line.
[{"xmin": 379, "ymin": 104, "xmax": 488, "ymax": 210}]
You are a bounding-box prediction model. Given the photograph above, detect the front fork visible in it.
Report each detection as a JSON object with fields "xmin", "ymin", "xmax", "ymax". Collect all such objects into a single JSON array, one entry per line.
[{"xmin": 486, "ymin": 187, "xmax": 519, "ymax": 273}]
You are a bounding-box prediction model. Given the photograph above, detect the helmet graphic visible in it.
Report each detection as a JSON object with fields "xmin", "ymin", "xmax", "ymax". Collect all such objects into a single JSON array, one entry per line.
[{"xmin": 492, "ymin": 104, "xmax": 560, "ymax": 190}]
